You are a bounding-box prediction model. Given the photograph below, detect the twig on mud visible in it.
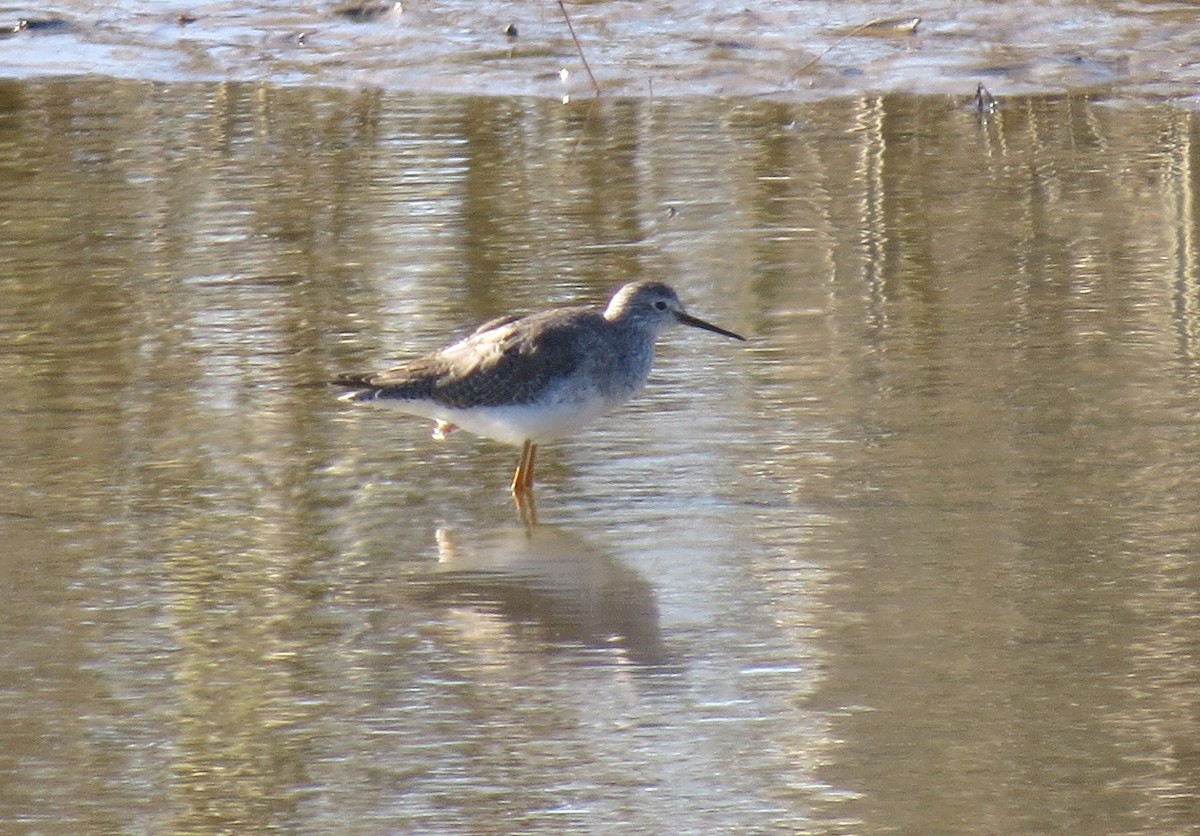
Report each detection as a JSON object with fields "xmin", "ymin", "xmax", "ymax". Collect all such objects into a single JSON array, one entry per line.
[
  {"xmin": 974, "ymin": 83, "xmax": 998, "ymax": 116},
  {"xmin": 794, "ymin": 16, "xmax": 920, "ymax": 77},
  {"xmin": 557, "ymin": 0, "xmax": 601, "ymax": 98}
]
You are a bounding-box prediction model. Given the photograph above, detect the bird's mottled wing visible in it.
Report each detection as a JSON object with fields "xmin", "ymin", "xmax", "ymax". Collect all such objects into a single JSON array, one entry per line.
[
  {"xmin": 335, "ymin": 307, "xmax": 598, "ymax": 408},
  {"xmin": 468, "ymin": 313, "xmax": 523, "ymax": 337}
]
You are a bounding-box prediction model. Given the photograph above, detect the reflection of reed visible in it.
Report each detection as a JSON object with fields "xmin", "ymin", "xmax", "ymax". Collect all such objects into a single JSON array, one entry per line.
[{"xmin": 409, "ymin": 526, "xmax": 671, "ymax": 667}]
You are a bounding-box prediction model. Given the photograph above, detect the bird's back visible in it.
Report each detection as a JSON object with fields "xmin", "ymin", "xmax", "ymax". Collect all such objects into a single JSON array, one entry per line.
[{"xmin": 335, "ymin": 305, "xmax": 609, "ymax": 409}]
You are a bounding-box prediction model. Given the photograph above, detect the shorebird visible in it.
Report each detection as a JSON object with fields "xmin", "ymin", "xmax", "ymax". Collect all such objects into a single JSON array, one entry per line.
[{"xmin": 333, "ymin": 280, "xmax": 744, "ymax": 496}]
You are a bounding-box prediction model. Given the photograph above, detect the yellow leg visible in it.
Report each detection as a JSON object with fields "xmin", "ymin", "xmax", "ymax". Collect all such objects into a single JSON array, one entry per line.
[
  {"xmin": 523, "ymin": 444, "xmax": 537, "ymax": 491},
  {"xmin": 510, "ymin": 440, "xmax": 527, "ymax": 493},
  {"xmin": 510, "ymin": 441, "xmax": 540, "ymax": 526},
  {"xmin": 510, "ymin": 440, "xmax": 537, "ymax": 494},
  {"xmin": 512, "ymin": 485, "xmax": 538, "ymax": 527}
]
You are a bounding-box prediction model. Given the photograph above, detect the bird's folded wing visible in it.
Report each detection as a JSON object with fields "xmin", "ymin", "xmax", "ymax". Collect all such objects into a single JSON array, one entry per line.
[{"xmin": 336, "ymin": 311, "xmax": 600, "ymax": 409}]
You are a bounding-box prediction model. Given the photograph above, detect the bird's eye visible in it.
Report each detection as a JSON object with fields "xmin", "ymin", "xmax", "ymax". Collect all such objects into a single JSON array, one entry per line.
[{"xmin": 654, "ymin": 300, "xmax": 668, "ymax": 311}]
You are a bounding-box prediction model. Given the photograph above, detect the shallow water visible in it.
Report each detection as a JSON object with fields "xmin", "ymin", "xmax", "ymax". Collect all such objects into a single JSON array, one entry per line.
[{"xmin": 3, "ymin": 7, "xmax": 1200, "ymax": 834}]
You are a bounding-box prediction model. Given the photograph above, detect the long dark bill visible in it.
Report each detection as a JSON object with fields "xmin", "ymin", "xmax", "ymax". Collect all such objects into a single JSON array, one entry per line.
[{"xmin": 676, "ymin": 311, "xmax": 746, "ymax": 341}]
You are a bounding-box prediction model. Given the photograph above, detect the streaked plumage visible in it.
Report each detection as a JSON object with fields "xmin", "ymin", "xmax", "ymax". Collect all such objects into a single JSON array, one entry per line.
[{"xmin": 333, "ymin": 280, "xmax": 744, "ymax": 494}]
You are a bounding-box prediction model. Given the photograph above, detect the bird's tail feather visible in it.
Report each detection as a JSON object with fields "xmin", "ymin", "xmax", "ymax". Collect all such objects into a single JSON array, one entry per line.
[{"xmin": 331, "ymin": 373, "xmax": 378, "ymax": 403}]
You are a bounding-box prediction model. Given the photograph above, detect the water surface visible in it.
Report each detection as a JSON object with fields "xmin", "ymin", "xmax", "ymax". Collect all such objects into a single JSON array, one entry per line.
[{"xmin": 2, "ymin": 71, "xmax": 1200, "ymax": 834}]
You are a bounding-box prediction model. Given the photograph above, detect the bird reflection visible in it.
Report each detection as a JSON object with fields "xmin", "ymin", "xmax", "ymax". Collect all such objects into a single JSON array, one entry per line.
[{"xmin": 409, "ymin": 525, "xmax": 671, "ymax": 668}]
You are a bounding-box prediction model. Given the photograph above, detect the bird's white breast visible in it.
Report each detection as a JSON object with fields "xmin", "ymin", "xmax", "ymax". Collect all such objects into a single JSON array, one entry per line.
[
  {"xmin": 368, "ymin": 385, "xmax": 636, "ymax": 446},
  {"xmin": 437, "ymin": 392, "xmax": 627, "ymax": 446}
]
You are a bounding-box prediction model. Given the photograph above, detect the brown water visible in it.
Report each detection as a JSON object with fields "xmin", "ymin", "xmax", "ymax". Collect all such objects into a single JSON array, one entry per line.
[{"xmin": 2, "ymin": 9, "xmax": 1200, "ymax": 835}]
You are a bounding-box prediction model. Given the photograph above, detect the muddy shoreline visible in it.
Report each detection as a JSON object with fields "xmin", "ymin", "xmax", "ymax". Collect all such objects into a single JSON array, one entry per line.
[{"xmin": 1, "ymin": 2, "xmax": 1198, "ymax": 103}]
